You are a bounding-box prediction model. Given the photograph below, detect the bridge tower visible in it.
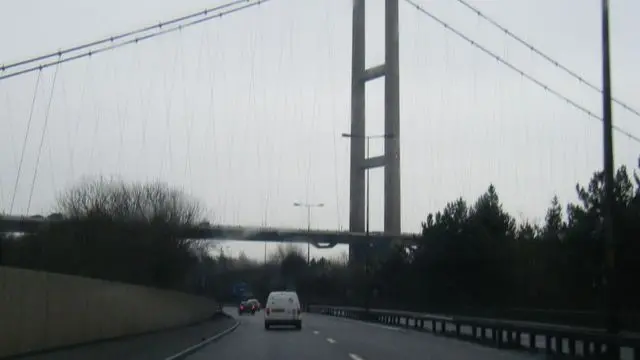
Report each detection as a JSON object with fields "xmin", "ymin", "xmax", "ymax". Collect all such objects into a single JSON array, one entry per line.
[{"xmin": 348, "ymin": 0, "xmax": 401, "ymax": 265}]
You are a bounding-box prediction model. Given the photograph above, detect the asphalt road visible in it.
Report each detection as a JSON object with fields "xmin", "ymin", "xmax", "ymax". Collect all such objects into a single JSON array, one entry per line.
[
  {"xmin": 15, "ymin": 314, "xmax": 235, "ymax": 360},
  {"xmin": 186, "ymin": 307, "xmax": 543, "ymax": 360}
]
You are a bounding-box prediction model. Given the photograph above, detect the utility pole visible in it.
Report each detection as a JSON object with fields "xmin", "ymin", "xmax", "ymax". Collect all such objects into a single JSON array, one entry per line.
[
  {"xmin": 293, "ymin": 202, "xmax": 324, "ymax": 264},
  {"xmin": 600, "ymin": 0, "xmax": 618, "ymax": 358}
]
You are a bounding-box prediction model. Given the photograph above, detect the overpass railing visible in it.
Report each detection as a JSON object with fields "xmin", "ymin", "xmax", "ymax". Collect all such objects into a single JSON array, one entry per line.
[{"xmin": 308, "ymin": 305, "xmax": 640, "ymax": 359}]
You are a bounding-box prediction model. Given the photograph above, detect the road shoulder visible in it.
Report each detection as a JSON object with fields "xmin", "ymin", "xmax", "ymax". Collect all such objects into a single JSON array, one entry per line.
[{"xmin": 12, "ymin": 313, "xmax": 238, "ymax": 360}]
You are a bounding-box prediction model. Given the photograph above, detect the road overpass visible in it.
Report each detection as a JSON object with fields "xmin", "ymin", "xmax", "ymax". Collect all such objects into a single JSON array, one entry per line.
[{"xmin": 0, "ymin": 215, "xmax": 418, "ymax": 249}]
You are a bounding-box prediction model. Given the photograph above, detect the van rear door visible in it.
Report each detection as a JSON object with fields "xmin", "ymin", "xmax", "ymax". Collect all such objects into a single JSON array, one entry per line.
[{"xmin": 267, "ymin": 293, "xmax": 299, "ymax": 320}]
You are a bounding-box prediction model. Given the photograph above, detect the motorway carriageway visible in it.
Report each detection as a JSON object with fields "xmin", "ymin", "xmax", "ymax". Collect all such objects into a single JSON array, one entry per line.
[{"xmin": 184, "ymin": 307, "xmax": 541, "ymax": 360}]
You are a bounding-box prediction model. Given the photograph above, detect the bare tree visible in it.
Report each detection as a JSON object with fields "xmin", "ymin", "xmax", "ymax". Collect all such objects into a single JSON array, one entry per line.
[
  {"xmin": 4, "ymin": 176, "xmax": 213, "ymax": 291},
  {"xmin": 56, "ymin": 176, "xmax": 205, "ymax": 226}
]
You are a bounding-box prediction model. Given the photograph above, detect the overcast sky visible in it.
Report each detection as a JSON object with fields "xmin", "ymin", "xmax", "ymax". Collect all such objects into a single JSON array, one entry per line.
[{"xmin": 1, "ymin": 0, "xmax": 639, "ymax": 260}]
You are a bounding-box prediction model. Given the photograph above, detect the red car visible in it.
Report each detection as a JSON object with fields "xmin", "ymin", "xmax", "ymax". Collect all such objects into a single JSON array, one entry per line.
[{"xmin": 238, "ymin": 299, "xmax": 260, "ymax": 315}]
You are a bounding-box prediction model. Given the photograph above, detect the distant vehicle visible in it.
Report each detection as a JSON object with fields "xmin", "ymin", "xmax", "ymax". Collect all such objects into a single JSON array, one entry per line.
[
  {"xmin": 245, "ymin": 298, "xmax": 261, "ymax": 311},
  {"xmin": 264, "ymin": 291, "xmax": 301, "ymax": 330},
  {"xmin": 238, "ymin": 300, "xmax": 256, "ymax": 315}
]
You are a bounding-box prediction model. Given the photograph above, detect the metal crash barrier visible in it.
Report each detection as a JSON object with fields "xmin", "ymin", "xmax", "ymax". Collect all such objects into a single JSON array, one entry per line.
[{"xmin": 308, "ymin": 305, "xmax": 640, "ymax": 359}]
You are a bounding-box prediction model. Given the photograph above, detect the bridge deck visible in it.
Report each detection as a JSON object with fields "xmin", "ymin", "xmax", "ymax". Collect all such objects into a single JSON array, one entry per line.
[{"xmin": 0, "ymin": 216, "xmax": 418, "ymax": 245}]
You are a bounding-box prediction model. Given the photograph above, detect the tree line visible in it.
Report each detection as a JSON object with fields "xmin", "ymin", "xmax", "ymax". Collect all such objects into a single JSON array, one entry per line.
[
  {"xmin": 2, "ymin": 160, "xmax": 639, "ymax": 329},
  {"xmin": 0, "ymin": 176, "xmax": 348, "ymax": 302},
  {"xmin": 212, "ymin": 160, "xmax": 640, "ymax": 329},
  {"xmin": 1, "ymin": 177, "xmax": 212, "ymax": 292},
  {"xmin": 391, "ymin": 162, "xmax": 640, "ymax": 314},
  {"xmin": 342, "ymin": 160, "xmax": 640, "ymax": 329}
]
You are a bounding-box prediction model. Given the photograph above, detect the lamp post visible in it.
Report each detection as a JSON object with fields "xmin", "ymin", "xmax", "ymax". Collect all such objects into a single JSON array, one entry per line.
[
  {"xmin": 342, "ymin": 132, "xmax": 394, "ymax": 309},
  {"xmin": 293, "ymin": 202, "xmax": 324, "ymax": 264}
]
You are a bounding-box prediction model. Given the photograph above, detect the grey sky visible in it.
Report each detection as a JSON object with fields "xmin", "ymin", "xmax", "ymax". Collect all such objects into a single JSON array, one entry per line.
[{"xmin": 1, "ymin": 0, "xmax": 639, "ymax": 259}]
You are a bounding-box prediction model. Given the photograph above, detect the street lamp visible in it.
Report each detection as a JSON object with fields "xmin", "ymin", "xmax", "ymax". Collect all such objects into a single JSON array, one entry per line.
[
  {"xmin": 293, "ymin": 202, "xmax": 324, "ymax": 264},
  {"xmin": 342, "ymin": 132, "xmax": 394, "ymax": 310}
]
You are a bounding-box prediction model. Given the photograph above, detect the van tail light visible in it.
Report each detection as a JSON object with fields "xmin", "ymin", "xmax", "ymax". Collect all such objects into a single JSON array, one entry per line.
[
  {"xmin": 266, "ymin": 308, "xmax": 271, "ymax": 315},
  {"xmin": 240, "ymin": 305, "xmax": 244, "ymax": 310}
]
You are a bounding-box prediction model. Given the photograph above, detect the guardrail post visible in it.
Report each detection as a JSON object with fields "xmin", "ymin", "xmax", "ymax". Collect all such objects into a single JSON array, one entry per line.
[
  {"xmin": 568, "ymin": 337, "xmax": 575, "ymax": 356},
  {"xmin": 514, "ymin": 331, "xmax": 521, "ymax": 347},
  {"xmin": 545, "ymin": 335, "xmax": 552, "ymax": 354}
]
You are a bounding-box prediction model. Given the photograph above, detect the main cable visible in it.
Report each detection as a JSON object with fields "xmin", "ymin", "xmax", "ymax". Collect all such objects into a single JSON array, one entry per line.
[
  {"xmin": 453, "ymin": 0, "xmax": 640, "ymax": 119},
  {"xmin": 0, "ymin": 0, "xmax": 272, "ymax": 81},
  {"xmin": 0, "ymin": 0, "xmax": 249, "ymax": 73},
  {"xmin": 403, "ymin": 0, "xmax": 640, "ymax": 144}
]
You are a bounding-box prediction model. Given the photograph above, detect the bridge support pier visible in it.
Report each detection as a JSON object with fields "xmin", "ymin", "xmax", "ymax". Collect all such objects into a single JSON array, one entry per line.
[{"xmin": 348, "ymin": 0, "xmax": 401, "ymax": 267}]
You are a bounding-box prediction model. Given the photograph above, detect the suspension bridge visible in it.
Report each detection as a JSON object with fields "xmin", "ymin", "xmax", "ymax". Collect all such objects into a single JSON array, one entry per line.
[
  {"xmin": 2, "ymin": 0, "xmax": 640, "ymax": 359},
  {"xmin": 1, "ymin": 0, "xmax": 639, "ymax": 262}
]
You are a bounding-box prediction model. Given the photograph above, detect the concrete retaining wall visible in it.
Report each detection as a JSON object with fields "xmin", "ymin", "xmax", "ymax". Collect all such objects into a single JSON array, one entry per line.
[{"xmin": 0, "ymin": 266, "xmax": 218, "ymax": 358}]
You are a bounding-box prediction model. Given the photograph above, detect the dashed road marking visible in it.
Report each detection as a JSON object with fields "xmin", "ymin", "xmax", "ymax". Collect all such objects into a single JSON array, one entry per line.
[
  {"xmin": 349, "ymin": 353, "xmax": 365, "ymax": 360},
  {"xmin": 356, "ymin": 321, "xmax": 403, "ymax": 332},
  {"xmin": 313, "ymin": 330, "xmax": 319, "ymax": 335},
  {"xmin": 320, "ymin": 314, "xmax": 405, "ymax": 332},
  {"xmin": 326, "ymin": 337, "xmax": 337, "ymax": 344}
]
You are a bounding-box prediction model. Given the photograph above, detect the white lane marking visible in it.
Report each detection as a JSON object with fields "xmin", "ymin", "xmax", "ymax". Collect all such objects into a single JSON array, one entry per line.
[
  {"xmin": 326, "ymin": 337, "xmax": 337, "ymax": 344},
  {"xmin": 362, "ymin": 322, "xmax": 402, "ymax": 332},
  {"xmin": 341, "ymin": 318, "xmax": 403, "ymax": 332},
  {"xmin": 313, "ymin": 330, "xmax": 320, "ymax": 335},
  {"xmin": 349, "ymin": 353, "xmax": 365, "ymax": 360},
  {"xmin": 311, "ymin": 313, "xmax": 404, "ymax": 332},
  {"xmin": 164, "ymin": 320, "xmax": 240, "ymax": 360}
]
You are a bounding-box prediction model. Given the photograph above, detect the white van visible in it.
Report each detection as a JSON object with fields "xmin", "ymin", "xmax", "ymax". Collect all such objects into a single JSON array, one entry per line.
[{"xmin": 264, "ymin": 291, "xmax": 302, "ymax": 330}]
